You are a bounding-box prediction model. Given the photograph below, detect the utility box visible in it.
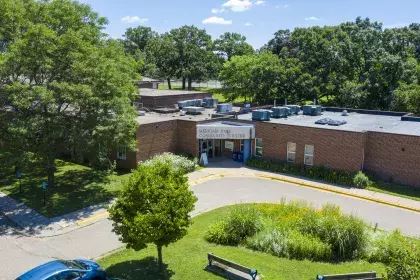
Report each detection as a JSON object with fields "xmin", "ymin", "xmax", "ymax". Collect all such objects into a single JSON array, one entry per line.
[
  {"xmin": 303, "ymin": 105, "xmax": 322, "ymax": 116},
  {"xmin": 285, "ymin": 105, "xmax": 300, "ymax": 115},
  {"xmin": 252, "ymin": 109, "xmax": 271, "ymax": 121},
  {"xmin": 271, "ymin": 107, "xmax": 288, "ymax": 118},
  {"xmin": 217, "ymin": 103, "xmax": 233, "ymax": 113}
]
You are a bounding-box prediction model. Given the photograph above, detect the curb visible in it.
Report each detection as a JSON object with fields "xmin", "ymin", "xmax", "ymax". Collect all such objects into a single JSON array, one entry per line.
[{"xmin": 189, "ymin": 173, "xmax": 420, "ymax": 213}]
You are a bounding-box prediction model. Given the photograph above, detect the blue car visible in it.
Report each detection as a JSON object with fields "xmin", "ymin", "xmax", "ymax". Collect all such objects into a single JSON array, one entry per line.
[{"xmin": 16, "ymin": 259, "xmax": 107, "ymax": 280}]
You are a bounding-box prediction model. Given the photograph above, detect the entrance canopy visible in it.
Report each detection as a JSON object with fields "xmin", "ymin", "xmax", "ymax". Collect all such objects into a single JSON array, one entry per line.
[{"xmin": 197, "ymin": 121, "xmax": 255, "ymax": 140}]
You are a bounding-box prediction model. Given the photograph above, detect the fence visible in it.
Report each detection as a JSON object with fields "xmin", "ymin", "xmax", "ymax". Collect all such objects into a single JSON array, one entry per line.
[{"xmin": 170, "ymin": 80, "xmax": 222, "ymax": 89}]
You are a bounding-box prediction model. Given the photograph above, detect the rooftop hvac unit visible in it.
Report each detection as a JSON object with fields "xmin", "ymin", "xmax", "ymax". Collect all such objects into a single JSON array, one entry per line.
[
  {"xmin": 203, "ymin": 97, "xmax": 218, "ymax": 108},
  {"xmin": 285, "ymin": 105, "xmax": 300, "ymax": 115},
  {"xmin": 285, "ymin": 107, "xmax": 292, "ymax": 116},
  {"xmin": 252, "ymin": 109, "xmax": 271, "ymax": 121},
  {"xmin": 177, "ymin": 100, "xmax": 189, "ymax": 109},
  {"xmin": 183, "ymin": 106, "xmax": 205, "ymax": 115},
  {"xmin": 271, "ymin": 106, "xmax": 288, "ymax": 118},
  {"xmin": 194, "ymin": 99, "xmax": 203, "ymax": 107},
  {"xmin": 217, "ymin": 103, "xmax": 233, "ymax": 113},
  {"xmin": 303, "ymin": 105, "xmax": 322, "ymax": 116}
]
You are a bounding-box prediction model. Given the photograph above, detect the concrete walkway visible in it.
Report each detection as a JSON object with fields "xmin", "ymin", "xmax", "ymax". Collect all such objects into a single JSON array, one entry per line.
[{"xmin": 0, "ymin": 160, "xmax": 419, "ymax": 239}]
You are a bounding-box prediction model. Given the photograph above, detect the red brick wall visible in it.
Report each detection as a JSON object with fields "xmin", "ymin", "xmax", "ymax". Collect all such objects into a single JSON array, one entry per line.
[
  {"xmin": 365, "ymin": 132, "xmax": 420, "ymax": 186},
  {"xmin": 136, "ymin": 120, "xmax": 178, "ymax": 164},
  {"xmin": 224, "ymin": 120, "xmax": 366, "ymax": 172},
  {"xmin": 177, "ymin": 120, "xmax": 198, "ymax": 157}
]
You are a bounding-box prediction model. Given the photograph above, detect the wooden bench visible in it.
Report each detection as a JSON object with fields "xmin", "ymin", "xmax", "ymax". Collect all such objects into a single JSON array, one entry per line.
[
  {"xmin": 207, "ymin": 253, "xmax": 258, "ymax": 280},
  {"xmin": 316, "ymin": 271, "xmax": 382, "ymax": 280}
]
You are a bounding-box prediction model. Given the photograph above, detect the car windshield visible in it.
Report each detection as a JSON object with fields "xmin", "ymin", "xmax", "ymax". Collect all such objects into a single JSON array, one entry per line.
[{"xmin": 58, "ymin": 260, "xmax": 87, "ymax": 270}]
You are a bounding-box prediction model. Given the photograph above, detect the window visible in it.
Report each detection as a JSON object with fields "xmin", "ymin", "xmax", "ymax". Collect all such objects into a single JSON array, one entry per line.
[
  {"xmin": 240, "ymin": 140, "xmax": 244, "ymax": 152},
  {"xmin": 287, "ymin": 142, "xmax": 296, "ymax": 163},
  {"xmin": 304, "ymin": 145, "xmax": 314, "ymax": 166},
  {"xmin": 255, "ymin": 138, "xmax": 263, "ymax": 157},
  {"xmin": 117, "ymin": 145, "xmax": 126, "ymax": 160},
  {"xmin": 47, "ymin": 271, "xmax": 81, "ymax": 280}
]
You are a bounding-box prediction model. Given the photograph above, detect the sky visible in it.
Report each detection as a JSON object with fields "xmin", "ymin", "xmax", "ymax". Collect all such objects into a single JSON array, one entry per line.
[{"xmin": 83, "ymin": 0, "xmax": 420, "ymax": 49}]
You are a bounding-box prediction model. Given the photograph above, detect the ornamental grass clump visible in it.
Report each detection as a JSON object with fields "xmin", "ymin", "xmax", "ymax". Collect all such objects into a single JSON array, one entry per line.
[
  {"xmin": 205, "ymin": 205, "xmax": 263, "ymax": 245},
  {"xmin": 246, "ymin": 228, "xmax": 333, "ymax": 261}
]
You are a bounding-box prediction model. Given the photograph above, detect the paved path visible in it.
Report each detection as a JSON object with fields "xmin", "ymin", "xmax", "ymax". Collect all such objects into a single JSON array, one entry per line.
[{"xmin": 1, "ymin": 166, "xmax": 419, "ymax": 279}]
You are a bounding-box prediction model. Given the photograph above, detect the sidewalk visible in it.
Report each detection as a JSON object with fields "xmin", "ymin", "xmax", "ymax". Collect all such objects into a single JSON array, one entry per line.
[
  {"xmin": 1, "ymin": 163, "xmax": 419, "ymax": 238},
  {"xmin": 189, "ymin": 162, "xmax": 420, "ymax": 212},
  {"xmin": 0, "ymin": 192, "xmax": 110, "ymax": 237}
]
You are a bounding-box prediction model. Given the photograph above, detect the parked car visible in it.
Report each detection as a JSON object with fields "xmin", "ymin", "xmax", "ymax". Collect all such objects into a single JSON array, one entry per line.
[{"xmin": 16, "ymin": 259, "xmax": 107, "ymax": 280}]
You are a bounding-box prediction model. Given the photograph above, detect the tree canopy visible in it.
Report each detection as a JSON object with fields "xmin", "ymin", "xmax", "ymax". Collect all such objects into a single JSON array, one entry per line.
[
  {"xmin": 220, "ymin": 17, "xmax": 420, "ymax": 113},
  {"xmin": 214, "ymin": 32, "xmax": 255, "ymax": 60},
  {"xmin": 108, "ymin": 159, "xmax": 197, "ymax": 270},
  {"xmin": 0, "ymin": 0, "xmax": 139, "ymax": 187}
]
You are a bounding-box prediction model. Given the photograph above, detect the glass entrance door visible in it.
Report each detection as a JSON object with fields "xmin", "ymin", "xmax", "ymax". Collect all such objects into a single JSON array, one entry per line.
[{"xmin": 199, "ymin": 139, "xmax": 218, "ymax": 159}]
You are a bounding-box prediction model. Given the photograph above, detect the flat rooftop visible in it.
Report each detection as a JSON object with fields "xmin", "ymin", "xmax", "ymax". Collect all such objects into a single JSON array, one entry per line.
[
  {"xmin": 139, "ymin": 89, "xmax": 209, "ymax": 97},
  {"xmin": 237, "ymin": 110, "xmax": 420, "ymax": 136},
  {"xmin": 136, "ymin": 108, "xmax": 233, "ymax": 124}
]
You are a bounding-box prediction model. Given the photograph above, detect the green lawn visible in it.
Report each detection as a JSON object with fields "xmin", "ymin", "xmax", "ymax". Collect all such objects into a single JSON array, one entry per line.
[
  {"xmin": 0, "ymin": 159, "xmax": 131, "ymax": 218},
  {"xmin": 367, "ymin": 182, "xmax": 420, "ymax": 202},
  {"xmin": 99, "ymin": 205, "xmax": 386, "ymax": 280}
]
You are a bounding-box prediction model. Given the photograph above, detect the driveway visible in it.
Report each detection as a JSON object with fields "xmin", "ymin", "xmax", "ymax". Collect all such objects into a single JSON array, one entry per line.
[{"xmin": 1, "ymin": 177, "xmax": 420, "ymax": 279}]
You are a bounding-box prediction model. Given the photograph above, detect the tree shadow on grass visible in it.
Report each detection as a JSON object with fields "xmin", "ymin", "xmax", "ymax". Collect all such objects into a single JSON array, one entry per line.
[{"xmin": 106, "ymin": 257, "xmax": 175, "ymax": 280}]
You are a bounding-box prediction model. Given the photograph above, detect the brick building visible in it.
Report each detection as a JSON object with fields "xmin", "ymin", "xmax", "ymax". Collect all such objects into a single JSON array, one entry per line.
[
  {"xmin": 136, "ymin": 89, "xmax": 211, "ymax": 109},
  {"xmin": 111, "ymin": 107, "xmax": 420, "ymax": 188}
]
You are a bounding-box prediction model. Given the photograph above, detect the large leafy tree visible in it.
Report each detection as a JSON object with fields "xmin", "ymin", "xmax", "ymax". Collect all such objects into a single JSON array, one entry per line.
[
  {"xmin": 0, "ymin": 0, "xmax": 139, "ymax": 187},
  {"xmin": 170, "ymin": 25, "xmax": 219, "ymax": 89},
  {"xmin": 144, "ymin": 34, "xmax": 178, "ymax": 89},
  {"xmin": 214, "ymin": 32, "xmax": 254, "ymax": 60},
  {"xmin": 122, "ymin": 26, "xmax": 158, "ymax": 57},
  {"xmin": 219, "ymin": 54, "xmax": 258, "ymax": 102},
  {"xmin": 108, "ymin": 160, "xmax": 197, "ymax": 270}
]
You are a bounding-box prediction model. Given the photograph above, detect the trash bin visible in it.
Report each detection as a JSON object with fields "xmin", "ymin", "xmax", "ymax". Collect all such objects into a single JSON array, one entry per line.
[{"xmin": 232, "ymin": 152, "xmax": 238, "ymax": 161}]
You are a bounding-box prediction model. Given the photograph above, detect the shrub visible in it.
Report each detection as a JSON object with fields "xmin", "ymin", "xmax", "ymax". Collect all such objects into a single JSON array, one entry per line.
[
  {"xmin": 368, "ymin": 230, "xmax": 420, "ymax": 265},
  {"xmin": 143, "ymin": 153, "xmax": 198, "ymax": 173},
  {"xmin": 246, "ymin": 158, "xmax": 354, "ymax": 186},
  {"xmin": 205, "ymin": 205, "xmax": 263, "ymax": 245},
  {"xmin": 353, "ymin": 171, "xmax": 370, "ymax": 189},
  {"xmin": 386, "ymin": 245, "xmax": 420, "ymax": 280},
  {"xmin": 297, "ymin": 209, "xmax": 368, "ymax": 260},
  {"xmin": 245, "ymin": 228, "xmax": 333, "ymax": 261}
]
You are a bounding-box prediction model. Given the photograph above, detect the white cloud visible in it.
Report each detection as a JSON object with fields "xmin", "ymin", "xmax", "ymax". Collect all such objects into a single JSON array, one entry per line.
[
  {"xmin": 276, "ymin": 4, "xmax": 290, "ymax": 8},
  {"xmin": 284, "ymin": 4, "xmax": 290, "ymax": 8},
  {"xmin": 255, "ymin": 0, "xmax": 264, "ymax": 5},
  {"xmin": 245, "ymin": 23, "xmax": 254, "ymax": 26},
  {"xmin": 305, "ymin": 16, "xmax": 321, "ymax": 21},
  {"xmin": 211, "ymin": 8, "xmax": 227, "ymax": 13},
  {"xmin": 202, "ymin": 16, "xmax": 232, "ymax": 25},
  {"xmin": 222, "ymin": 0, "xmax": 253, "ymax": 12},
  {"xmin": 121, "ymin": 16, "xmax": 149, "ymax": 24}
]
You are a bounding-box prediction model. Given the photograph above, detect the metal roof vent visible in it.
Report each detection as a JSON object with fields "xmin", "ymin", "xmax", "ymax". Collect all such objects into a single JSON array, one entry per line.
[
  {"xmin": 315, "ymin": 118, "xmax": 347, "ymax": 126},
  {"xmin": 342, "ymin": 110, "xmax": 348, "ymax": 116}
]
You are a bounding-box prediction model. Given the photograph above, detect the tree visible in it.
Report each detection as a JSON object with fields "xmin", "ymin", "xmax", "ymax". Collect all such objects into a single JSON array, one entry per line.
[
  {"xmin": 263, "ymin": 29, "xmax": 292, "ymax": 56},
  {"xmin": 214, "ymin": 32, "xmax": 254, "ymax": 60},
  {"xmin": 123, "ymin": 26, "xmax": 158, "ymax": 57},
  {"xmin": 170, "ymin": 25, "xmax": 219, "ymax": 89},
  {"xmin": 393, "ymin": 84, "xmax": 420, "ymax": 115},
  {"xmin": 145, "ymin": 34, "xmax": 178, "ymax": 89},
  {"xmin": 0, "ymin": 0, "xmax": 139, "ymax": 187},
  {"xmin": 108, "ymin": 160, "xmax": 198, "ymax": 270},
  {"xmin": 219, "ymin": 54, "xmax": 258, "ymax": 102}
]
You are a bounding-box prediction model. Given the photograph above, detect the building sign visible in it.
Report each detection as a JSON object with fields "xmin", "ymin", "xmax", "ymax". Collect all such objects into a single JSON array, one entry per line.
[
  {"xmin": 197, "ymin": 123, "xmax": 255, "ymax": 140},
  {"xmin": 225, "ymin": 141, "xmax": 234, "ymax": 151}
]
